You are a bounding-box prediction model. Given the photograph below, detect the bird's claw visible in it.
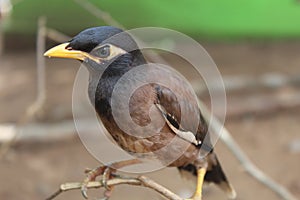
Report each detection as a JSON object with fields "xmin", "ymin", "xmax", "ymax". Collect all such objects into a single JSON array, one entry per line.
[
  {"xmin": 80, "ymin": 165, "xmax": 116, "ymax": 199},
  {"xmin": 80, "ymin": 166, "xmax": 106, "ymax": 199},
  {"xmin": 101, "ymin": 167, "xmax": 116, "ymax": 190},
  {"xmin": 81, "ymin": 185, "xmax": 88, "ymax": 199}
]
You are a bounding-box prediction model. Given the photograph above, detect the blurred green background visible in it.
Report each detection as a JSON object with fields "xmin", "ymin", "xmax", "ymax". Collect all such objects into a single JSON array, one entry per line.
[{"xmin": 4, "ymin": 0, "xmax": 300, "ymax": 39}]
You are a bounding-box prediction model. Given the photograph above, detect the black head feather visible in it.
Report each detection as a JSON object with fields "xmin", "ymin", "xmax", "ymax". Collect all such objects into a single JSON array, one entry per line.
[{"xmin": 67, "ymin": 26, "xmax": 140, "ymax": 53}]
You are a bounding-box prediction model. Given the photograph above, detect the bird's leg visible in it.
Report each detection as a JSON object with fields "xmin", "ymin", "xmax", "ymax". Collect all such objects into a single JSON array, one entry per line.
[
  {"xmin": 186, "ymin": 167, "xmax": 207, "ymax": 200},
  {"xmin": 81, "ymin": 159, "xmax": 141, "ymax": 199}
]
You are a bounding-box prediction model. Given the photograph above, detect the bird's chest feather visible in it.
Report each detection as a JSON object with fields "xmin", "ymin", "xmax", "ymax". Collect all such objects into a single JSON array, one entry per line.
[
  {"xmin": 95, "ymin": 83, "xmax": 160, "ymax": 146},
  {"xmin": 93, "ymin": 76, "xmax": 200, "ymax": 166}
]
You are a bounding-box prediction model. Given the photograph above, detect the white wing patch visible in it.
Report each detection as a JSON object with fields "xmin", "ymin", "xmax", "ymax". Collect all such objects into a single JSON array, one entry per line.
[{"xmin": 155, "ymin": 104, "xmax": 201, "ymax": 146}]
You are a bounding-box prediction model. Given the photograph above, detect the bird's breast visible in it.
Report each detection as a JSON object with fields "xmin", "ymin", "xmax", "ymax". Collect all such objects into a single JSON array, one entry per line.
[{"xmin": 95, "ymin": 84, "xmax": 200, "ymax": 166}]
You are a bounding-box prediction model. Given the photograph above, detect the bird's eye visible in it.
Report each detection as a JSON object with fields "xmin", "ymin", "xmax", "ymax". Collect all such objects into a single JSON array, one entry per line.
[{"xmin": 97, "ymin": 45, "xmax": 111, "ymax": 58}]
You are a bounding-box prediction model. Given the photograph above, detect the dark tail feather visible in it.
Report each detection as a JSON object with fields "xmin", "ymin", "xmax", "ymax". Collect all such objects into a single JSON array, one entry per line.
[{"xmin": 178, "ymin": 153, "xmax": 236, "ymax": 199}]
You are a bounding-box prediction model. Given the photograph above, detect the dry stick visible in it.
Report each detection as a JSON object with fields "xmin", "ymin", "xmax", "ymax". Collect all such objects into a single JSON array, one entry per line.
[
  {"xmin": 46, "ymin": 28, "xmax": 71, "ymax": 42},
  {"xmin": 0, "ymin": 19, "xmax": 72, "ymax": 159},
  {"xmin": 0, "ymin": 16, "xmax": 48, "ymax": 160},
  {"xmin": 20, "ymin": 16, "xmax": 48, "ymax": 119},
  {"xmin": 46, "ymin": 176, "xmax": 183, "ymax": 200},
  {"xmin": 197, "ymin": 100, "xmax": 298, "ymax": 200},
  {"xmin": 1, "ymin": 18, "xmax": 81, "ymax": 158},
  {"xmin": 192, "ymin": 74, "xmax": 300, "ymax": 94},
  {"xmin": 138, "ymin": 176, "xmax": 183, "ymax": 200}
]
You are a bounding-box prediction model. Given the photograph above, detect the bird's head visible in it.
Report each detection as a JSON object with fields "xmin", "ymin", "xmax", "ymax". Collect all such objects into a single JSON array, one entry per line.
[{"xmin": 44, "ymin": 26, "xmax": 145, "ymax": 73}]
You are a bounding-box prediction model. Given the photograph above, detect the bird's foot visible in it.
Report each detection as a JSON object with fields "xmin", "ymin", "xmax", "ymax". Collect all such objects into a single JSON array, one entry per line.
[
  {"xmin": 81, "ymin": 165, "xmax": 116, "ymax": 199},
  {"xmin": 81, "ymin": 160, "xmax": 140, "ymax": 199}
]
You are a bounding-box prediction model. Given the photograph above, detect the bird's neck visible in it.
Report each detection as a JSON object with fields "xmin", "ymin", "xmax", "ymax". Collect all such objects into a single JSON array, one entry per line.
[
  {"xmin": 108, "ymin": 50, "xmax": 146, "ymax": 75},
  {"xmin": 88, "ymin": 50, "xmax": 146, "ymax": 108}
]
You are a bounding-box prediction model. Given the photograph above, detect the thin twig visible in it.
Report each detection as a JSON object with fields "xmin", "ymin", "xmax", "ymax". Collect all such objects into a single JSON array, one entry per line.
[
  {"xmin": 192, "ymin": 73, "xmax": 300, "ymax": 95},
  {"xmin": 46, "ymin": 28, "xmax": 71, "ymax": 42},
  {"xmin": 24, "ymin": 15, "xmax": 48, "ymax": 119},
  {"xmin": 46, "ymin": 175, "xmax": 183, "ymax": 200},
  {"xmin": 138, "ymin": 176, "xmax": 182, "ymax": 200},
  {"xmin": 36, "ymin": 16, "xmax": 47, "ymax": 111},
  {"xmin": 197, "ymin": 100, "xmax": 298, "ymax": 200},
  {"xmin": 72, "ymin": 0, "xmax": 124, "ymax": 29},
  {"xmin": 0, "ymin": 16, "xmax": 48, "ymax": 160}
]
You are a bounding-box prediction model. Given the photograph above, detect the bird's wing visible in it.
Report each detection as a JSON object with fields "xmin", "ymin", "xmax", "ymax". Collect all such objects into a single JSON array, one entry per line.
[
  {"xmin": 154, "ymin": 84, "xmax": 208, "ymax": 146},
  {"xmin": 155, "ymin": 103, "xmax": 200, "ymax": 145}
]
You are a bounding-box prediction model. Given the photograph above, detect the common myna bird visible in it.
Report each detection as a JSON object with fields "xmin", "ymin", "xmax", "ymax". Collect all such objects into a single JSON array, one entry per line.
[{"xmin": 44, "ymin": 26, "xmax": 236, "ymax": 200}]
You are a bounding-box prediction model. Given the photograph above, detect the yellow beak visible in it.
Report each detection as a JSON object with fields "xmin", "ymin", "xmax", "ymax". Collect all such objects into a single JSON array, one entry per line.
[{"xmin": 44, "ymin": 42, "xmax": 91, "ymax": 61}]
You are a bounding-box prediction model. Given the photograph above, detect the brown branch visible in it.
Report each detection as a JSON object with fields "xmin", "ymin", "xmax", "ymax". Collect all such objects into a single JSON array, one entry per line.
[
  {"xmin": 33, "ymin": 16, "xmax": 47, "ymax": 114},
  {"xmin": 46, "ymin": 175, "xmax": 183, "ymax": 200},
  {"xmin": 0, "ymin": 16, "xmax": 48, "ymax": 160},
  {"xmin": 138, "ymin": 176, "xmax": 183, "ymax": 200}
]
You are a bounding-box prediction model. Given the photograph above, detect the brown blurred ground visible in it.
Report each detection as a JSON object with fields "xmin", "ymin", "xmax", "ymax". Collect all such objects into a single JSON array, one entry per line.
[{"xmin": 0, "ymin": 42, "xmax": 300, "ymax": 200}]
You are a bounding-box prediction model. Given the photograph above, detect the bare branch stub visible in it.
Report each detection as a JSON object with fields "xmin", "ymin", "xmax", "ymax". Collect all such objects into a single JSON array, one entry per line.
[{"xmin": 46, "ymin": 175, "xmax": 183, "ymax": 200}]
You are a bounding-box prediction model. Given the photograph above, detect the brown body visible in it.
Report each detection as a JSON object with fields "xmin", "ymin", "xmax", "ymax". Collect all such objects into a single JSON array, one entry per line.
[{"xmin": 95, "ymin": 64, "xmax": 207, "ymax": 168}]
